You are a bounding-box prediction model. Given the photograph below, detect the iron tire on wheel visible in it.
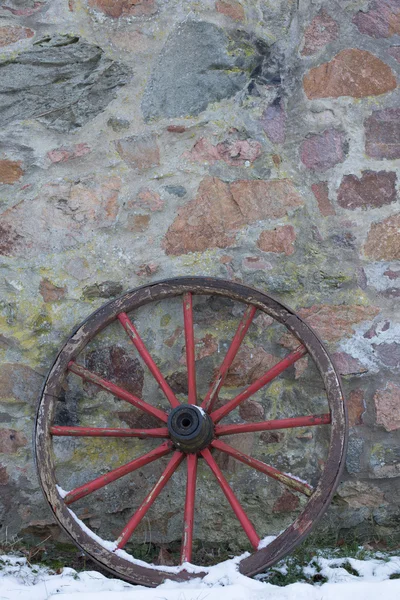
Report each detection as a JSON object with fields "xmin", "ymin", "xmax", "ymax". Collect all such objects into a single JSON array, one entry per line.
[{"xmin": 35, "ymin": 277, "xmax": 348, "ymax": 587}]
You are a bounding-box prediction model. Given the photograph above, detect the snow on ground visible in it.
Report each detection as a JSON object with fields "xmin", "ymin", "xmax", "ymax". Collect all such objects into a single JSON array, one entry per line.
[{"xmin": 0, "ymin": 552, "xmax": 399, "ymax": 600}]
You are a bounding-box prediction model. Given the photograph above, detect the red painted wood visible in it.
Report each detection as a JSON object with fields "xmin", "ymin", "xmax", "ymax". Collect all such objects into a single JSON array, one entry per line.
[
  {"xmin": 180, "ymin": 453, "xmax": 198, "ymax": 564},
  {"xmin": 50, "ymin": 426, "xmax": 169, "ymax": 438},
  {"xmin": 68, "ymin": 361, "xmax": 168, "ymax": 423},
  {"xmin": 183, "ymin": 293, "xmax": 197, "ymax": 405},
  {"xmin": 215, "ymin": 413, "xmax": 331, "ymax": 436},
  {"xmin": 200, "ymin": 448, "xmax": 260, "ymax": 550},
  {"xmin": 202, "ymin": 305, "xmax": 257, "ymax": 412},
  {"xmin": 118, "ymin": 312, "xmax": 180, "ymax": 409},
  {"xmin": 210, "ymin": 345, "xmax": 308, "ymax": 423},
  {"xmin": 64, "ymin": 442, "xmax": 173, "ymax": 505},
  {"xmin": 211, "ymin": 439, "xmax": 313, "ymax": 497},
  {"xmin": 116, "ymin": 452, "xmax": 184, "ymax": 549}
]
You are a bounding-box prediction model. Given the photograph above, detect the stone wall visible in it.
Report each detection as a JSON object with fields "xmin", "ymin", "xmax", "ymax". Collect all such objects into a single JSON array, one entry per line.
[{"xmin": 0, "ymin": 0, "xmax": 400, "ymax": 554}]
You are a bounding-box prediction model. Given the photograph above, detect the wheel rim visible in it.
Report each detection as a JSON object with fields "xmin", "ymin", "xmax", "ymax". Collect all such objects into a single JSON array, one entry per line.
[{"xmin": 35, "ymin": 277, "xmax": 348, "ymax": 587}]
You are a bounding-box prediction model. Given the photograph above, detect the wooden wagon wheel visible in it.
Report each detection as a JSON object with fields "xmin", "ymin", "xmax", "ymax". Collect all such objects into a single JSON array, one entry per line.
[{"xmin": 35, "ymin": 277, "xmax": 347, "ymax": 587}]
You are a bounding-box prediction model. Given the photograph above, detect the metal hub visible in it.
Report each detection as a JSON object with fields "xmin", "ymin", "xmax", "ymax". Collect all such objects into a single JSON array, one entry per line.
[{"xmin": 167, "ymin": 404, "xmax": 214, "ymax": 453}]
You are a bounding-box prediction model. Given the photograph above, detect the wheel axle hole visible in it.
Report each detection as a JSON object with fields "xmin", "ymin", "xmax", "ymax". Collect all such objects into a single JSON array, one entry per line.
[{"xmin": 182, "ymin": 418, "xmax": 191, "ymax": 428}]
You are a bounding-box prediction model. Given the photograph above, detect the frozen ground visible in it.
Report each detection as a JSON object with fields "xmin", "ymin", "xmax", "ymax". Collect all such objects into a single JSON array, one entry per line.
[{"xmin": 1, "ymin": 551, "xmax": 400, "ymax": 600}]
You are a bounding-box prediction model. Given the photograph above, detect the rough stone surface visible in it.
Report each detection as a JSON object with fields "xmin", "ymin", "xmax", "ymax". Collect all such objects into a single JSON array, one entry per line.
[
  {"xmin": 273, "ymin": 490, "xmax": 300, "ymax": 513},
  {"xmin": 0, "ymin": 35, "xmax": 130, "ymax": 132},
  {"xmin": 0, "ymin": 466, "xmax": 9, "ymax": 485},
  {"xmin": 224, "ymin": 346, "xmax": 279, "ymax": 387},
  {"xmin": 353, "ymin": 0, "xmax": 400, "ymax": 39},
  {"xmin": 337, "ymin": 171, "xmax": 397, "ymax": 210},
  {"xmin": 311, "ymin": 182, "xmax": 336, "ymax": 216},
  {"xmin": 369, "ymin": 444, "xmax": 400, "ymax": 478},
  {"xmin": 303, "ymin": 49, "xmax": 397, "ymax": 99},
  {"xmin": 0, "ymin": 176, "xmax": 121, "ymax": 257},
  {"xmin": 346, "ymin": 389, "xmax": 366, "ymax": 427},
  {"xmin": 365, "ymin": 109, "xmax": 400, "ymax": 159},
  {"xmin": 215, "ymin": 0, "xmax": 245, "ymax": 21},
  {"xmin": 164, "ymin": 185, "xmax": 186, "ymax": 198},
  {"xmin": 107, "ymin": 117, "xmax": 130, "ymax": 132},
  {"xmin": 47, "ymin": 144, "xmax": 91, "ymax": 164},
  {"xmin": 135, "ymin": 262, "xmax": 159, "ymax": 276},
  {"xmin": 261, "ymin": 98, "xmax": 286, "ymax": 144},
  {"xmin": 372, "ymin": 342, "xmax": 400, "ymax": 367},
  {"xmin": 0, "ymin": 364, "xmax": 43, "ymax": 405},
  {"xmin": 39, "ymin": 279, "xmax": 67, "ymax": 302},
  {"xmin": 301, "ymin": 10, "xmax": 339, "ymax": 56},
  {"xmin": 0, "ymin": 0, "xmax": 400, "ymax": 548},
  {"xmin": 184, "ymin": 137, "xmax": 262, "ymax": 166},
  {"xmin": 0, "ymin": 26, "xmax": 34, "ymax": 47},
  {"xmin": 242, "ymin": 256, "xmax": 272, "ymax": 271},
  {"xmin": 142, "ymin": 21, "xmax": 267, "ymax": 120},
  {"xmin": 127, "ymin": 214, "xmax": 151, "ymax": 232},
  {"xmin": 238, "ymin": 399, "xmax": 264, "ymax": 422},
  {"xmin": 298, "ymin": 304, "xmax": 379, "ymax": 343},
  {"xmin": 193, "ymin": 334, "xmax": 218, "ymax": 361},
  {"xmin": 0, "ymin": 159, "xmax": 23, "ymax": 184},
  {"xmin": 0, "ymin": 429, "xmax": 27, "ymax": 454},
  {"xmin": 364, "ymin": 213, "xmax": 400, "ymax": 260},
  {"xmin": 163, "ymin": 177, "xmax": 303, "ymax": 255},
  {"xmin": 82, "ymin": 281, "xmax": 123, "ymax": 299},
  {"xmin": 257, "ymin": 225, "xmax": 296, "ymax": 256},
  {"xmin": 88, "ymin": 0, "xmax": 157, "ymax": 18},
  {"xmin": 374, "ymin": 383, "xmax": 400, "ymax": 431},
  {"xmin": 130, "ymin": 188, "xmax": 164, "ymax": 211},
  {"xmin": 300, "ymin": 129, "xmax": 346, "ymax": 171},
  {"xmin": 115, "ymin": 134, "xmax": 160, "ymax": 171},
  {"xmin": 332, "ymin": 353, "xmax": 368, "ymax": 377},
  {"xmin": 346, "ymin": 436, "xmax": 364, "ymax": 474},
  {"xmin": 260, "ymin": 431, "xmax": 284, "ymax": 444},
  {"xmin": 337, "ymin": 481, "xmax": 385, "ymax": 508},
  {"xmin": 86, "ymin": 346, "xmax": 144, "ymax": 397},
  {"xmin": 1, "ymin": 1, "xmax": 47, "ymax": 16}
]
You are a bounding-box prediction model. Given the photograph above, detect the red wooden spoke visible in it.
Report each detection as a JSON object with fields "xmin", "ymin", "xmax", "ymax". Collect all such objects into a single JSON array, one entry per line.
[
  {"xmin": 215, "ymin": 413, "xmax": 331, "ymax": 437},
  {"xmin": 211, "ymin": 439, "xmax": 313, "ymax": 497},
  {"xmin": 183, "ymin": 293, "xmax": 197, "ymax": 405},
  {"xmin": 116, "ymin": 451, "xmax": 184, "ymax": 550},
  {"xmin": 64, "ymin": 441, "xmax": 173, "ymax": 505},
  {"xmin": 117, "ymin": 312, "xmax": 180, "ymax": 409},
  {"xmin": 180, "ymin": 453, "xmax": 198, "ymax": 564},
  {"xmin": 201, "ymin": 305, "xmax": 257, "ymax": 413},
  {"xmin": 210, "ymin": 345, "xmax": 308, "ymax": 424},
  {"xmin": 200, "ymin": 448, "xmax": 260, "ymax": 550},
  {"xmin": 50, "ymin": 426, "xmax": 169, "ymax": 438},
  {"xmin": 68, "ymin": 361, "xmax": 168, "ymax": 424}
]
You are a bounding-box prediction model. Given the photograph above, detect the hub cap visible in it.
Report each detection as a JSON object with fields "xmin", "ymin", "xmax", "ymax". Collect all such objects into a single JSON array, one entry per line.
[{"xmin": 167, "ymin": 404, "xmax": 214, "ymax": 453}]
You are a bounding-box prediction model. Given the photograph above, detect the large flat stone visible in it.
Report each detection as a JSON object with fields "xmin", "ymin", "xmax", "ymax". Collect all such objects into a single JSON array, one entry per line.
[
  {"xmin": 353, "ymin": 0, "xmax": 400, "ymax": 39},
  {"xmin": 0, "ymin": 35, "xmax": 130, "ymax": 132},
  {"xmin": 301, "ymin": 9, "xmax": 339, "ymax": 56},
  {"xmin": 374, "ymin": 382, "xmax": 400, "ymax": 431},
  {"xmin": 303, "ymin": 49, "xmax": 396, "ymax": 99},
  {"xmin": 300, "ymin": 128, "xmax": 346, "ymax": 171},
  {"xmin": 337, "ymin": 170, "xmax": 397, "ymax": 210},
  {"xmin": 364, "ymin": 213, "xmax": 400, "ymax": 260},
  {"xmin": 142, "ymin": 21, "xmax": 267, "ymax": 120},
  {"xmin": 297, "ymin": 304, "xmax": 379, "ymax": 343},
  {"xmin": 163, "ymin": 177, "xmax": 303, "ymax": 255}
]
